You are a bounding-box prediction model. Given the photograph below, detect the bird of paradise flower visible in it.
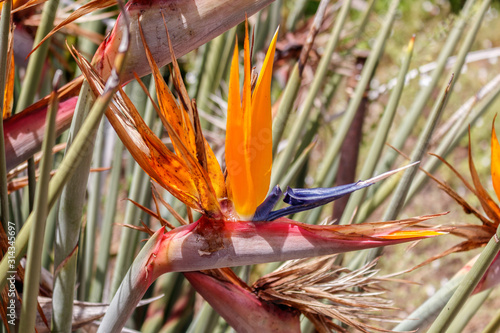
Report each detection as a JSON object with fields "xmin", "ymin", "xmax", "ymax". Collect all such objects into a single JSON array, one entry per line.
[{"xmin": 70, "ymin": 15, "xmax": 447, "ymax": 332}]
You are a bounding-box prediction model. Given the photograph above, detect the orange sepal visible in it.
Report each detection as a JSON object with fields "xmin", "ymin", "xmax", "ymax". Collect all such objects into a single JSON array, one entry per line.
[
  {"xmin": 249, "ymin": 28, "xmax": 278, "ymax": 209},
  {"xmin": 226, "ymin": 24, "xmax": 278, "ymax": 218},
  {"xmin": 72, "ymin": 43, "xmax": 202, "ymax": 211},
  {"xmin": 491, "ymin": 118, "xmax": 500, "ymax": 202},
  {"xmin": 378, "ymin": 230, "xmax": 447, "ymax": 240},
  {"xmin": 226, "ymin": 37, "xmax": 248, "ymax": 215},
  {"xmin": 138, "ymin": 19, "xmax": 197, "ymax": 157}
]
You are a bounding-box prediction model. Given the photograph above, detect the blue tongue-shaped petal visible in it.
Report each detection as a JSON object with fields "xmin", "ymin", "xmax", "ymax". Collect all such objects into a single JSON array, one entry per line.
[
  {"xmin": 283, "ymin": 182, "xmax": 364, "ymax": 205},
  {"xmin": 263, "ymin": 182, "xmax": 371, "ymax": 221},
  {"xmin": 253, "ymin": 185, "xmax": 282, "ymax": 221},
  {"xmin": 253, "ymin": 162, "xmax": 418, "ymax": 221}
]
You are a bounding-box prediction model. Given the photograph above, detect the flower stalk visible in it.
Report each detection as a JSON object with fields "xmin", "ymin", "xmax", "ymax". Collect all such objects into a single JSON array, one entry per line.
[{"xmin": 99, "ymin": 214, "xmax": 445, "ymax": 332}]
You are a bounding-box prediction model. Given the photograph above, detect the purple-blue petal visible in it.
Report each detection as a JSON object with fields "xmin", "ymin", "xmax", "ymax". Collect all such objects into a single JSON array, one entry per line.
[
  {"xmin": 255, "ymin": 180, "xmax": 374, "ymax": 221},
  {"xmin": 253, "ymin": 185, "xmax": 282, "ymax": 221}
]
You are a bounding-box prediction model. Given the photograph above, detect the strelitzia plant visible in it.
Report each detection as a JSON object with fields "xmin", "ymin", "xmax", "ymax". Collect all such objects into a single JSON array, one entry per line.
[
  {"xmin": 395, "ymin": 120, "xmax": 500, "ymax": 332},
  {"xmin": 3, "ymin": 1, "xmax": 499, "ymax": 332},
  {"xmin": 69, "ymin": 16, "xmax": 448, "ymax": 331}
]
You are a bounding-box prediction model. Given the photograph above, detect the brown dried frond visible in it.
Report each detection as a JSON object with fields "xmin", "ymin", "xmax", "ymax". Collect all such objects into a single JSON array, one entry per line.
[{"xmin": 253, "ymin": 255, "xmax": 401, "ymax": 333}]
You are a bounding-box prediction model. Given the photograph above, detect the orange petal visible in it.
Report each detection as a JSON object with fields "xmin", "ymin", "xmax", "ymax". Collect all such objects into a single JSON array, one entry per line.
[
  {"xmin": 226, "ymin": 24, "xmax": 278, "ymax": 218},
  {"xmin": 204, "ymin": 139, "xmax": 227, "ymax": 199},
  {"xmin": 491, "ymin": 118, "xmax": 500, "ymax": 202},
  {"xmin": 249, "ymin": 28, "xmax": 278, "ymax": 208},
  {"xmin": 138, "ymin": 19, "xmax": 197, "ymax": 157},
  {"xmin": 72, "ymin": 44, "xmax": 202, "ymax": 211},
  {"xmin": 226, "ymin": 36, "xmax": 250, "ymax": 215},
  {"xmin": 115, "ymin": 88, "xmax": 203, "ymax": 211},
  {"xmin": 138, "ymin": 21, "xmax": 222, "ymax": 216}
]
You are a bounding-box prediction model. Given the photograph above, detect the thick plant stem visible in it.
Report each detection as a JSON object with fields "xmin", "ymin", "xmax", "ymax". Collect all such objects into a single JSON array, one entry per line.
[
  {"xmin": 0, "ymin": 83, "xmax": 112, "ymax": 292},
  {"xmin": 80, "ymin": 119, "xmax": 105, "ymax": 301},
  {"xmin": 393, "ymin": 273, "xmax": 464, "ymax": 331},
  {"xmin": 428, "ymin": 227, "xmax": 500, "ymax": 332},
  {"xmin": 97, "ymin": 229, "xmax": 165, "ymax": 333},
  {"xmin": 372, "ymin": 0, "xmax": 475, "ymax": 177},
  {"xmin": 19, "ymin": 70, "xmax": 61, "ymax": 333},
  {"xmin": 483, "ymin": 306, "xmax": 500, "ymax": 333},
  {"xmin": 52, "ymin": 82, "xmax": 95, "ymax": 333},
  {"xmin": 0, "ymin": 0, "xmax": 11, "ymax": 231},
  {"xmin": 89, "ymin": 139, "xmax": 123, "ymax": 302},
  {"xmin": 0, "ymin": 16, "xmax": 129, "ymax": 293},
  {"xmin": 445, "ymin": 289, "xmax": 492, "ymax": 333},
  {"xmin": 15, "ymin": 0, "xmax": 61, "ymax": 213}
]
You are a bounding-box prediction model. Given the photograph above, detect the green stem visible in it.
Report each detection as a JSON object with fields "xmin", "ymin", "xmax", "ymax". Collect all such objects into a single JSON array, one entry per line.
[
  {"xmin": 363, "ymin": 75, "xmax": 453, "ymax": 264},
  {"xmin": 393, "ymin": 272, "xmax": 464, "ymax": 331},
  {"xmin": 215, "ymin": 27, "xmax": 237, "ymax": 92},
  {"xmin": 80, "ymin": 119, "xmax": 105, "ymax": 300},
  {"xmin": 15, "ymin": 0, "xmax": 61, "ymax": 216},
  {"xmin": 42, "ymin": 202, "xmax": 57, "ymax": 269},
  {"xmin": 0, "ymin": 0, "xmax": 12, "ymax": 231},
  {"xmin": 271, "ymin": 64, "xmax": 300, "ymax": 157},
  {"xmin": 313, "ymin": 0, "xmax": 400, "ymax": 188},
  {"xmin": 482, "ymin": 306, "xmax": 500, "ymax": 333},
  {"xmin": 286, "ymin": 0, "xmax": 308, "ymax": 31},
  {"xmin": 339, "ymin": 36, "xmax": 415, "ymax": 226},
  {"xmin": 372, "ymin": 0, "xmax": 475, "ymax": 178},
  {"xmin": 19, "ymin": 70, "xmax": 61, "ymax": 333},
  {"xmin": 272, "ymin": 0, "xmax": 329, "ymax": 157},
  {"xmin": 89, "ymin": 138, "xmax": 123, "ymax": 302},
  {"xmin": 353, "ymin": 0, "xmax": 376, "ymax": 42},
  {"xmin": 428, "ymin": 229, "xmax": 500, "ymax": 332},
  {"xmin": 14, "ymin": 0, "xmax": 60, "ymax": 115},
  {"xmin": 52, "ymin": 81, "xmax": 94, "ymax": 332},
  {"xmin": 253, "ymin": 9, "xmax": 269, "ymax": 55},
  {"xmin": 196, "ymin": 34, "xmax": 225, "ymax": 118},
  {"xmin": 0, "ymin": 78, "xmax": 118, "ymax": 296},
  {"xmin": 445, "ymin": 289, "xmax": 492, "ymax": 333}
]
